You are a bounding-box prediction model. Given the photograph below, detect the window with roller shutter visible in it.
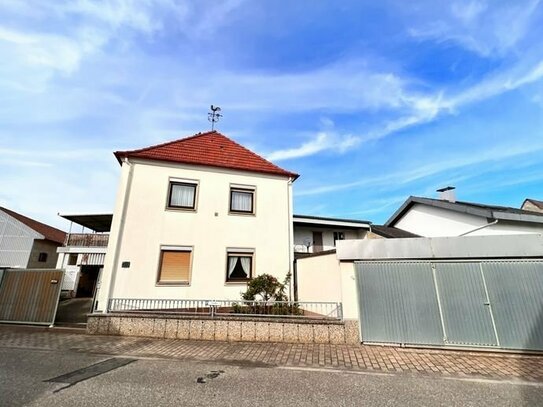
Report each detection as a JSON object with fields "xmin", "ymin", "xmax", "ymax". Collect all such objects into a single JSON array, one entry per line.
[{"xmin": 157, "ymin": 248, "xmax": 192, "ymax": 285}]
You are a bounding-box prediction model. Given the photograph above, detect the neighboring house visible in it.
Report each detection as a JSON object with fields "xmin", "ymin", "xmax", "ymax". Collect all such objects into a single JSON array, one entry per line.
[
  {"xmin": 293, "ymin": 215, "xmax": 370, "ymax": 256},
  {"xmin": 94, "ymin": 131, "xmax": 298, "ymax": 312},
  {"xmin": 0, "ymin": 206, "xmax": 66, "ymax": 269},
  {"xmin": 386, "ymin": 191, "xmax": 543, "ymax": 237},
  {"xmin": 56, "ymin": 213, "xmax": 112, "ymax": 298},
  {"xmin": 522, "ymin": 198, "xmax": 543, "ymax": 213}
]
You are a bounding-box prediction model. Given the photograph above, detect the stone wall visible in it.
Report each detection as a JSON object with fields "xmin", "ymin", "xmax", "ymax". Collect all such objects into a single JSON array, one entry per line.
[{"xmin": 87, "ymin": 313, "xmax": 360, "ymax": 345}]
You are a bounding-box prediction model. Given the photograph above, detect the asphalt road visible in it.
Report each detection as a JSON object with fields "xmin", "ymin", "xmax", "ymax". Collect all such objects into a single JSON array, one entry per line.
[{"xmin": 1, "ymin": 347, "xmax": 542, "ymax": 407}]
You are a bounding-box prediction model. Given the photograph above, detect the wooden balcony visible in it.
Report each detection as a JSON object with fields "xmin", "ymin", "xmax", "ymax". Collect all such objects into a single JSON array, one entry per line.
[{"xmin": 65, "ymin": 233, "xmax": 109, "ymax": 248}]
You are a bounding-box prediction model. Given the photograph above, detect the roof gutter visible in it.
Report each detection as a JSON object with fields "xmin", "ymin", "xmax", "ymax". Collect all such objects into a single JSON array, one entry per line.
[{"xmin": 459, "ymin": 219, "xmax": 499, "ymax": 236}]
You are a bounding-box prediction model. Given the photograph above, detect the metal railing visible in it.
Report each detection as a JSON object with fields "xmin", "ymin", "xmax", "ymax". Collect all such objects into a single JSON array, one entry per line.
[
  {"xmin": 65, "ymin": 233, "xmax": 109, "ymax": 247},
  {"xmin": 107, "ymin": 298, "xmax": 343, "ymax": 321}
]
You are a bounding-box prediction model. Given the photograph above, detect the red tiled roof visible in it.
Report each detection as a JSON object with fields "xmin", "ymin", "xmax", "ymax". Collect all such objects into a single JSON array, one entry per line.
[
  {"xmin": 114, "ymin": 131, "xmax": 299, "ymax": 180},
  {"xmin": 0, "ymin": 207, "xmax": 66, "ymax": 244}
]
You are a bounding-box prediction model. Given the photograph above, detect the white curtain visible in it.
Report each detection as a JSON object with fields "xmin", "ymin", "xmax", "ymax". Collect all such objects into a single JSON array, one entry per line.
[
  {"xmin": 240, "ymin": 257, "xmax": 251, "ymax": 277},
  {"xmin": 171, "ymin": 184, "xmax": 195, "ymax": 207},
  {"xmin": 231, "ymin": 191, "xmax": 252, "ymax": 211},
  {"xmin": 228, "ymin": 256, "xmax": 238, "ymax": 277}
]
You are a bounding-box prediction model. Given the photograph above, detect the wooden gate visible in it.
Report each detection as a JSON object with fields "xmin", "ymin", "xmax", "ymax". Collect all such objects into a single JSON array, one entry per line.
[{"xmin": 0, "ymin": 269, "xmax": 63, "ymax": 325}]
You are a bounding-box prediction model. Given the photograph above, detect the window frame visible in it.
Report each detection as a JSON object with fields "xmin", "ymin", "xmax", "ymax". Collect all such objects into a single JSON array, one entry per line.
[
  {"xmin": 167, "ymin": 181, "xmax": 198, "ymax": 211},
  {"xmin": 229, "ymin": 186, "xmax": 255, "ymax": 215},
  {"xmin": 156, "ymin": 246, "xmax": 193, "ymax": 286},
  {"xmin": 225, "ymin": 249, "xmax": 254, "ymax": 283}
]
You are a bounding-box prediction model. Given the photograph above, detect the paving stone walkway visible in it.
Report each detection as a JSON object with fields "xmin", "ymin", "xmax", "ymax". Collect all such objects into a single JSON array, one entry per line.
[{"xmin": 1, "ymin": 325, "xmax": 542, "ymax": 382}]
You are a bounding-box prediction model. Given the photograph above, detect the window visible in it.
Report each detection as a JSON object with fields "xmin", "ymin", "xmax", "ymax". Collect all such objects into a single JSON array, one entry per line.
[
  {"xmin": 67, "ymin": 254, "xmax": 78, "ymax": 266},
  {"xmin": 157, "ymin": 247, "xmax": 192, "ymax": 285},
  {"xmin": 168, "ymin": 181, "xmax": 197, "ymax": 209},
  {"xmin": 38, "ymin": 252, "xmax": 48, "ymax": 262},
  {"xmin": 230, "ymin": 187, "xmax": 254, "ymax": 214},
  {"xmin": 333, "ymin": 232, "xmax": 345, "ymax": 246},
  {"xmin": 226, "ymin": 250, "xmax": 253, "ymax": 282}
]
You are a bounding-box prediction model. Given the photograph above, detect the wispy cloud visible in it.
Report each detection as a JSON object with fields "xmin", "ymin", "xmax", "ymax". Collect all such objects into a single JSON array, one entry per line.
[
  {"xmin": 407, "ymin": 0, "xmax": 541, "ymax": 56},
  {"xmin": 297, "ymin": 142, "xmax": 543, "ymax": 197}
]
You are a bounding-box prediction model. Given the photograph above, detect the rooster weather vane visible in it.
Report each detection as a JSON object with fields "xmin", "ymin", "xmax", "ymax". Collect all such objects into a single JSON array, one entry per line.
[{"xmin": 208, "ymin": 105, "xmax": 222, "ymax": 131}]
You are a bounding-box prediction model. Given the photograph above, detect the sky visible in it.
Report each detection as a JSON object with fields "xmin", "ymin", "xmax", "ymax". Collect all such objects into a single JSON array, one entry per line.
[{"xmin": 1, "ymin": 0, "xmax": 543, "ymax": 230}]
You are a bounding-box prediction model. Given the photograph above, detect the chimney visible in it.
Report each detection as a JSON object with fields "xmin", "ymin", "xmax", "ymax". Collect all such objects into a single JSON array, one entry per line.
[{"xmin": 437, "ymin": 186, "xmax": 456, "ymax": 203}]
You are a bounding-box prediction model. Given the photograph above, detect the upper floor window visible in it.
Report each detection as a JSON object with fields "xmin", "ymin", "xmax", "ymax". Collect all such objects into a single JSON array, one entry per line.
[
  {"xmin": 230, "ymin": 186, "xmax": 255, "ymax": 214},
  {"xmin": 38, "ymin": 252, "xmax": 48, "ymax": 262},
  {"xmin": 168, "ymin": 181, "xmax": 197, "ymax": 210}
]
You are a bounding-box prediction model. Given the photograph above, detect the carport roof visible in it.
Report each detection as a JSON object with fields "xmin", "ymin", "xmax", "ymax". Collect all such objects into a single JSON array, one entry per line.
[
  {"xmin": 293, "ymin": 214, "xmax": 370, "ymax": 229},
  {"xmin": 59, "ymin": 213, "xmax": 113, "ymax": 233}
]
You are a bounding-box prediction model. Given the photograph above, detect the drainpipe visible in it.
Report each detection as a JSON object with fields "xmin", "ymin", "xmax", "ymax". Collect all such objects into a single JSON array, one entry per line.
[
  {"xmin": 293, "ymin": 258, "xmax": 298, "ymax": 301},
  {"xmin": 459, "ymin": 219, "xmax": 499, "ymax": 236},
  {"xmin": 103, "ymin": 157, "xmax": 135, "ymax": 311},
  {"xmin": 287, "ymin": 177, "xmax": 294, "ymax": 301}
]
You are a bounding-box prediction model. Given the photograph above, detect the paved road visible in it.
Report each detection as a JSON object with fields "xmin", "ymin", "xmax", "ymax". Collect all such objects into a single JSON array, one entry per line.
[{"xmin": 1, "ymin": 347, "xmax": 542, "ymax": 407}]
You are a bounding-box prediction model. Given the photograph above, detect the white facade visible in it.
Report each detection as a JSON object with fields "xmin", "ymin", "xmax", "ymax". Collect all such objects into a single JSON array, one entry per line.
[
  {"xmin": 394, "ymin": 203, "xmax": 543, "ymax": 237},
  {"xmin": 95, "ymin": 158, "xmax": 294, "ymax": 311}
]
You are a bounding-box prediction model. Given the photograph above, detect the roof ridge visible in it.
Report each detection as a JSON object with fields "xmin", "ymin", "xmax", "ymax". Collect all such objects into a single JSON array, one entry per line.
[
  {"xmin": 114, "ymin": 131, "xmax": 216, "ymax": 156},
  {"xmin": 212, "ymin": 131, "xmax": 293, "ymax": 175}
]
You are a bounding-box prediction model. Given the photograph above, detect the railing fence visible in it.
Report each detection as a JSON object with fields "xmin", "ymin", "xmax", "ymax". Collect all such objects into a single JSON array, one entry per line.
[{"xmin": 107, "ymin": 298, "xmax": 343, "ymax": 321}]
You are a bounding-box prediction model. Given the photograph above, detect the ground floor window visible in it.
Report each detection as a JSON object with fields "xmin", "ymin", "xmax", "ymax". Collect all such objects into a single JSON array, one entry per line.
[
  {"xmin": 226, "ymin": 250, "xmax": 253, "ymax": 282},
  {"xmin": 157, "ymin": 247, "xmax": 192, "ymax": 285}
]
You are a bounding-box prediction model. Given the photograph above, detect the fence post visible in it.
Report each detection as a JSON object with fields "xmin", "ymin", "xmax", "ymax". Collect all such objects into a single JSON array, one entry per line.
[{"xmin": 338, "ymin": 302, "xmax": 343, "ymax": 321}]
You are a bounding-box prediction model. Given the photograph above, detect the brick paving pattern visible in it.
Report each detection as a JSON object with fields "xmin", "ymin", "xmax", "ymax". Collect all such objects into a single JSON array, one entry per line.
[{"xmin": 1, "ymin": 325, "xmax": 542, "ymax": 382}]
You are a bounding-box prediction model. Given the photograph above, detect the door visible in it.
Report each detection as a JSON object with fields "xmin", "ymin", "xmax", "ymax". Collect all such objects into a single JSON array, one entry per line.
[
  {"xmin": 432, "ymin": 263, "xmax": 498, "ymax": 347},
  {"xmin": 76, "ymin": 265, "xmax": 100, "ymax": 298},
  {"xmin": 312, "ymin": 232, "xmax": 323, "ymax": 253}
]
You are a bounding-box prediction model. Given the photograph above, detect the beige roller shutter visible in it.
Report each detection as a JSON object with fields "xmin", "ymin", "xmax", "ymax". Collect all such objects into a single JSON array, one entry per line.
[{"xmin": 158, "ymin": 250, "xmax": 191, "ymax": 283}]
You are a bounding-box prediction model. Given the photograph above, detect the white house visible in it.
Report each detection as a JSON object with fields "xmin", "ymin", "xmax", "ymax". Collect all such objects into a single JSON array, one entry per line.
[
  {"xmin": 385, "ymin": 189, "xmax": 543, "ymax": 237},
  {"xmin": 0, "ymin": 206, "xmax": 65, "ymax": 269},
  {"xmin": 293, "ymin": 215, "xmax": 370, "ymax": 255},
  {"xmin": 94, "ymin": 131, "xmax": 298, "ymax": 312}
]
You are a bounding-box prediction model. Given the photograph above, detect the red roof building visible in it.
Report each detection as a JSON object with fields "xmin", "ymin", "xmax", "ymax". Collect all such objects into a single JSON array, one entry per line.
[
  {"xmin": 114, "ymin": 131, "xmax": 299, "ymax": 180},
  {"xmin": 0, "ymin": 207, "xmax": 66, "ymax": 244}
]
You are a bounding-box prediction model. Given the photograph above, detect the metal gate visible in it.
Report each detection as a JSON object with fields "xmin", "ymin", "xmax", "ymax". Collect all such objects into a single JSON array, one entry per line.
[
  {"xmin": 0, "ymin": 269, "xmax": 63, "ymax": 325},
  {"xmin": 355, "ymin": 260, "xmax": 543, "ymax": 351}
]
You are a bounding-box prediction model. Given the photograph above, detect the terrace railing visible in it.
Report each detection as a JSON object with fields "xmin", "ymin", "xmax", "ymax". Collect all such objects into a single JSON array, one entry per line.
[
  {"xmin": 65, "ymin": 233, "xmax": 109, "ymax": 248},
  {"xmin": 107, "ymin": 298, "xmax": 343, "ymax": 321}
]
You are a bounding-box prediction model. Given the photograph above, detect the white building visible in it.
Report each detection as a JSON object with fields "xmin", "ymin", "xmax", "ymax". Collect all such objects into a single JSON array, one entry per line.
[
  {"xmin": 385, "ymin": 190, "xmax": 543, "ymax": 237},
  {"xmin": 293, "ymin": 215, "xmax": 370, "ymax": 255},
  {"xmin": 0, "ymin": 206, "xmax": 65, "ymax": 269},
  {"xmin": 95, "ymin": 131, "xmax": 298, "ymax": 312}
]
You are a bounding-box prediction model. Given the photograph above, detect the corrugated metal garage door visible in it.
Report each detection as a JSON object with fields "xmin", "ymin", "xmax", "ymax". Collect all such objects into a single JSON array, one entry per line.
[
  {"xmin": 0, "ymin": 269, "xmax": 63, "ymax": 325},
  {"xmin": 355, "ymin": 260, "xmax": 543, "ymax": 351}
]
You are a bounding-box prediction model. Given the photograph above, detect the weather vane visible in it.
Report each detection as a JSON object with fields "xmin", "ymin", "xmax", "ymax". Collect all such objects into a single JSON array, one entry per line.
[{"xmin": 208, "ymin": 105, "xmax": 222, "ymax": 131}]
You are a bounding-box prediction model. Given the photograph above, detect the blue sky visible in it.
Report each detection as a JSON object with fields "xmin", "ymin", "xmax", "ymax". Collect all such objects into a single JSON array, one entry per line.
[{"xmin": 1, "ymin": 1, "xmax": 543, "ymax": 229}]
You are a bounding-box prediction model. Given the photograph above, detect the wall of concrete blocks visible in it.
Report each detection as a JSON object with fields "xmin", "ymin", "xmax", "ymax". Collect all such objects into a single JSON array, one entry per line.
[{"xmin": 87, "ymin": 313, "xmax": 360, "ymax": 345}]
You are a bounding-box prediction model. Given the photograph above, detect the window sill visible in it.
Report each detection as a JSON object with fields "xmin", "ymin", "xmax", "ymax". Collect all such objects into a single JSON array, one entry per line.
[
  {"xmin": 225, "ymin": 280, "xmax": 251, "ymax": 285},
  {"xmin": 165, "ymin": 207, "xmax": 197, "ymax": 213},
  {"xmin": 156, "ymin": 282, "xmax": 191, "ymax": 287},
  {"xmin": 228, "ymin": 211, "xmax": 256, "ymax": 217}
]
